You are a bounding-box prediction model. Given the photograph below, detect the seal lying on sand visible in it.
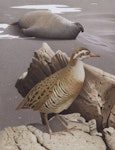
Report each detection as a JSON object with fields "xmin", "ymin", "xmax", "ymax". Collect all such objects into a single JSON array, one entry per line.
[{"xmin": 15, "ymin": 11, "xmax": 84, "ymax": 39}]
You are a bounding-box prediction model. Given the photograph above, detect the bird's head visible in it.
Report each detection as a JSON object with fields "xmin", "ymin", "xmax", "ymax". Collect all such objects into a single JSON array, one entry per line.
[{"xmin": 69, "ymin": 47, "xmax": 100, "ymax": 66}]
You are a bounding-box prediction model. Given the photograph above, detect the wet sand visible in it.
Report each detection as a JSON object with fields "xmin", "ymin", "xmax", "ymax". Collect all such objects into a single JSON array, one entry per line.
[{"xmin": 0, "ymin": 0, "xmax": 115, "ymax": 130}]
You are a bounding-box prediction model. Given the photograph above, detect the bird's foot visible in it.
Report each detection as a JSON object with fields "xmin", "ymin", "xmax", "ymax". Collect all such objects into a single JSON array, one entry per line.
[
  {"xmin": 64, "ymin": 128, "xmax": 74, "ymax": 136},
  {"xmin": 47, "ymin": 127, "xmax": 75, "ymax": 137}
]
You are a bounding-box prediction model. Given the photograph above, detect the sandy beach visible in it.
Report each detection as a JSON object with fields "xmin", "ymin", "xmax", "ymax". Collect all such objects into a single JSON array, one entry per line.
[{"xmin": 0, "ymin": 0, "xmax": 115, "ymax": 130}]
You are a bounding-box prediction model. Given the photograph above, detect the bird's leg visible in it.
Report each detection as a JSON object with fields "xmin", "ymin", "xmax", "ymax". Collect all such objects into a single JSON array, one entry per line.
[
  {"xmin": 55, "ymin": 113, "xmax": 73, "ymax": 135},
  {"xmin": 40, "ymin": 113, "xmax": 46, "ymax": 125},
  {"xmin": 55, "ymin": 113, "xmax": 68, "ymax": 128},
  {"xmin": 40, "ymin": 112, "xmax": 54, "ymax": 125},
  {"xmin": 44, "ymin": 113, "xmax": 52, "ymax": 136}
]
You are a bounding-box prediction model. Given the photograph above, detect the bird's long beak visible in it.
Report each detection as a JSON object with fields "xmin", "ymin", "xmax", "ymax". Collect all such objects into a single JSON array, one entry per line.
[{"xmin": 89, "ymin": 52, "xmax": 100, "ymax": 57}]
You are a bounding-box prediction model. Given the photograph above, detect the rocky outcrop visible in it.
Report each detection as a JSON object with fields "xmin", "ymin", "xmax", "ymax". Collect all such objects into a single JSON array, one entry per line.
[{"xmin": 0, "ymin": 113, "xmax": 106, "ymax": 150}]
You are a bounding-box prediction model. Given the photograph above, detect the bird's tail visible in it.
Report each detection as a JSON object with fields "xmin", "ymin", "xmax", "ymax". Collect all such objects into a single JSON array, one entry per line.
[{"xmin": 16, "ymin": 99, "xmax": 27, "ymax": 110}]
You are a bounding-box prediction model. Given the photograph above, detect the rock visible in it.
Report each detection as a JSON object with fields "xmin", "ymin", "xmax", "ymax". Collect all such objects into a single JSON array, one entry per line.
[
  {"xmin": 103, "ymin": 127, "xmax": 115, "ymax": 150},
  {"xmin": 0, "ymin": 113, "xmax": 106, "ymax": 150},
  {"xmin": 108, "ymin": 99, "xmax": 115, "ymax": 128},
  {"xmin": 15, "ymin": 42, "xmax": 115, "ymax": 129}
]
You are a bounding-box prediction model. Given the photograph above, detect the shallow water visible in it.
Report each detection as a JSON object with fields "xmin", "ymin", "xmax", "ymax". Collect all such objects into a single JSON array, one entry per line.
[{"xmin": 0, "ymin": 0, "xmax": 115, "ymax": 130}]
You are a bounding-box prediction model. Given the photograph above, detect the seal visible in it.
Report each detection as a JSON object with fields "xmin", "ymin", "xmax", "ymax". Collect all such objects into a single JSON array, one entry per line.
[{"xmin": 16, "ymin": 11, "xmax": 84, "ymax": 39}]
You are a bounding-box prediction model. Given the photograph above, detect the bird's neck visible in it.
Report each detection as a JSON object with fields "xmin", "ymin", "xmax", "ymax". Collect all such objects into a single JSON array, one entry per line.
[{"xmin": 68, "ymin": 60, "xmax": 85, "ymax": 82}]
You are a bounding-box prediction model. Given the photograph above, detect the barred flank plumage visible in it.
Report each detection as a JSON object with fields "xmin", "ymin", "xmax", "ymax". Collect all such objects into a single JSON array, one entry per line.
[{"xmin": 16, "ymin": 65, "xmax": 83, "ymax": 113}]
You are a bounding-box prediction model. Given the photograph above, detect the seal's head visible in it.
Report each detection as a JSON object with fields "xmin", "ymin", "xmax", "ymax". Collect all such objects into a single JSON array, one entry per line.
[{"xmin": 75, "ymin": 22, "xmax": 84, "ymax": 32}]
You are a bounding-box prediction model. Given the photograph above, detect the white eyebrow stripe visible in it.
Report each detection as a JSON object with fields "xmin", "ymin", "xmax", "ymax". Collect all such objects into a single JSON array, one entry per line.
[{"xmin": 73, "ymin": 50, "xmax": 87, "ymax": 59}]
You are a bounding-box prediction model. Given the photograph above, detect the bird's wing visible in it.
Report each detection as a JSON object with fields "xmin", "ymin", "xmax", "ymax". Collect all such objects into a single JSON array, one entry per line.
[
  {"xmin": 33, "ymin": 79, "xmax": 72, "ymax": 113},
  {"xmin": 16, "ymin": 71, "xmax": 61, "ymax": 110}
]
